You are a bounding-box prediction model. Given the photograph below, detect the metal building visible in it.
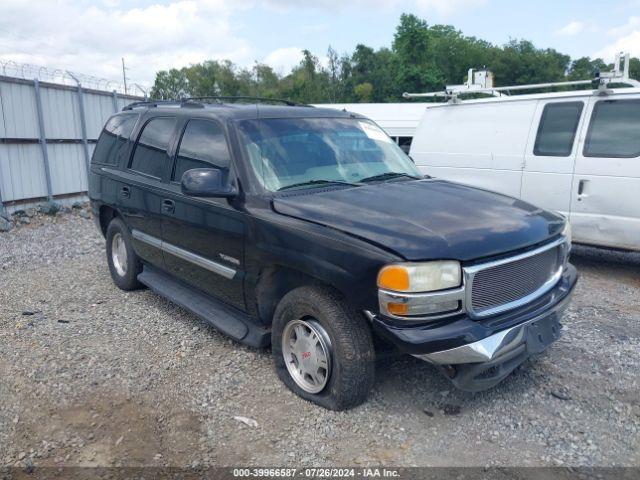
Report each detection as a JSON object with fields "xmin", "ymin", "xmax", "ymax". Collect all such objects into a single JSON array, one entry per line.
[{"xmin": 312, "ymin": 103, "xmax": 429, "ymax": 152}]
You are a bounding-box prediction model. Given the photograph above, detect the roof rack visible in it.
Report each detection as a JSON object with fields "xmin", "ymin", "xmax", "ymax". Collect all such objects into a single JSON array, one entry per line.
[
  {"xmin": 183, "ymin": 96, "xmax": 312, "ymax": 107},
  {"xmin": 122, "ymin": 96, "xmax": 313, "ymax": 111},
  {"xmin": 121, "ymin": 99, "xmax": 202, "ymax": 111},
  {"xmin": 403, "ymin": 52, "xmax": 640, "ymax": 104}
]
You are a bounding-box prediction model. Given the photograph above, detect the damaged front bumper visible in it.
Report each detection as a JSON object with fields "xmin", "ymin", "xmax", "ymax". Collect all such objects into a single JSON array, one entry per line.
[
  {"xmin": 415, "ymin": 293, "xmax": 569, "ymax": 391},
  {"xmin": 370, "ymin": 264, "xmax": 577, "ymax": 391}
]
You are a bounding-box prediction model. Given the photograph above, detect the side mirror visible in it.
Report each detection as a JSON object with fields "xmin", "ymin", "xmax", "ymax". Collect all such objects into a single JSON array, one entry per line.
[{"xmin": 181, "ymin": 168, "xmax": 237, "ymax": 198}]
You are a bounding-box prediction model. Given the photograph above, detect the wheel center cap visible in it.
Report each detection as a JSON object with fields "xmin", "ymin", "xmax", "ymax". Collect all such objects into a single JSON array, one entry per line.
[{"xmin": 298, "ymin": 340, "xmax": 315, "ymax": 368}]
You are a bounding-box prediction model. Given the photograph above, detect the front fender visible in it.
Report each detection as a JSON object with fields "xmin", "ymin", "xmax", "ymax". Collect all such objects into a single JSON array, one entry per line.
[{"xmin": 244, "ymin": 212, "xmax": 398, "ymax": 317}]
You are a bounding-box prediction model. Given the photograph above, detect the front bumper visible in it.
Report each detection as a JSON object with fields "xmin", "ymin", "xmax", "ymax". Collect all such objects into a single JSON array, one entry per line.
[
  {"xmin": 370, "ymin": 264, "xmax": 578, "ymax": 390},
  {"xmin": 414, "ymin": 291, "xmax": 570, "ymax": 365}
]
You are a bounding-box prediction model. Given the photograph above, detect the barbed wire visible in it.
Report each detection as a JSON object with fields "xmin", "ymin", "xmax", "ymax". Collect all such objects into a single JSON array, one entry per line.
[{"xmin": 0, "ymin": 60, "xmax": 148, "ymax": 96}]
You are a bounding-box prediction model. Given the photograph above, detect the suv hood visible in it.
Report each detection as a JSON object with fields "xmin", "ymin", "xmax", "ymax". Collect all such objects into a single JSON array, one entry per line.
[{"xmin": 272, "ymin": 179, "xmax": 564, "ymax": 262}]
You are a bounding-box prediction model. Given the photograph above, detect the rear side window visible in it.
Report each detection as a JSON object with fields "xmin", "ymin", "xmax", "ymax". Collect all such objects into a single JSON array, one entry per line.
[
  {"xmin": 534, "ymin": 102, "xmax": 583, "ymax": 157},
  {"xmin": 172, "ymin": 119, "xmax": 231, "ymax": 181},
  {"xmin": 92, "ymin": 114, "xmax": 138, "ymax": 165},
  {"xmin": 130, "ymin": 117, "xmax": 176, "ymax": 178},
  {"xmin": 584, "ymin": 99, "xmax": 640, "ymax": 158}
]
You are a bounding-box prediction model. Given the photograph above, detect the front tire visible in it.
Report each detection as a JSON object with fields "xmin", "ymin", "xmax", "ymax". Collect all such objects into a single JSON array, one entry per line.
[
  {"xmin": 105, "ymin": 217, "xmax": 143, "ymax": 291},
  {"xmin": 272, "ymin": 286, "xmax": 375, "ymax": 410}
]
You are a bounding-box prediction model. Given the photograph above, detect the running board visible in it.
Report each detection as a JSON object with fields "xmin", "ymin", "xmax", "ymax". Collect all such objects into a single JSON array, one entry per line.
[{"xmin": 138, "ymin": 266, "xmax": 270, "ymax": 348}]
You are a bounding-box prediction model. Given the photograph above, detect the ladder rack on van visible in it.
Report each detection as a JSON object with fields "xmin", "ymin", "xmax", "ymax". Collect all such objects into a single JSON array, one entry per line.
[{"xmin": 403, "ymin": 52, "xmax": 640, "ymax": 103}]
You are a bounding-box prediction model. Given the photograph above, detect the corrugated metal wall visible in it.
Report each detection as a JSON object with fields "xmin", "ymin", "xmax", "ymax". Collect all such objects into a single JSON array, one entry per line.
[{"xmin": 0, "ymin": 75, "xmax": 142, "ymax": 213}]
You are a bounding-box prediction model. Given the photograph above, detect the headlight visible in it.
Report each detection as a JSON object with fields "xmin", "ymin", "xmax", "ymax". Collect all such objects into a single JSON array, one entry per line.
[
  {"xmin": 562, "ymin": 220, "xmax": 572, "ymax": 246},
  {"xmin": 377, "ymin": 261, "xmax": 461, "ymax": 293},
  {"xmin": 377, "ymin": 261, "xmax": 462, "ymax": 318}
]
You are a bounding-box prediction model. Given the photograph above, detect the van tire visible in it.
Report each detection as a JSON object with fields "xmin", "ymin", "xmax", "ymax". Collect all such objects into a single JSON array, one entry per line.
[
  {"xmin": 272, "ymin": 285, "xmax": 375, "ymax": 410},
  {"xmin": 105, "ymin": 217, "xmax": 144, "ymax": 291}
]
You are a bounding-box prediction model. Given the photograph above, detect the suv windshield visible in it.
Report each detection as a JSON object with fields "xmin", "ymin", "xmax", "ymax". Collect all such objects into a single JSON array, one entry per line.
[{"xmin": 237, "ymin": 117, "xmax": 421, "ymax": 191}]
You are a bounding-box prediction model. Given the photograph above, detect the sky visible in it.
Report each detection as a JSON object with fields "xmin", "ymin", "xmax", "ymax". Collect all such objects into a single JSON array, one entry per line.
[{"xmin": 0, "ymin": 0, "xmax": 639, "ymax": 90}]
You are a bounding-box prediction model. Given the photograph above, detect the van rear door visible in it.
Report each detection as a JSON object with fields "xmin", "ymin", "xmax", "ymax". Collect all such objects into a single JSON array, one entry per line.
[
  {"xmin": 521, "ymin": 99, "xmax": 586, "ymax": 217},
  {"xmin": 570, "ymin": 95, "xmax": 640, "ymax": 250}
]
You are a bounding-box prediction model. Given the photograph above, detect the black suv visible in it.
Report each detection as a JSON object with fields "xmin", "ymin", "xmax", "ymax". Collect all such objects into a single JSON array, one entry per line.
[{"xmin": 89, "ymin": 98, "xmax": 577, "ymax": 410}]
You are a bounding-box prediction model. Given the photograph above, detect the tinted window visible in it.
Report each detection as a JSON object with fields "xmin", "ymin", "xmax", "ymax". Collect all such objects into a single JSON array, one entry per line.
[
  {"xmin": 130, "ymin": 117, "xmax": 176, "ymax": 178},
  {"xmin": 534, "ymin": 102, "xmax": 583, "ymax": 157},
  {"xmin": 584, "ymin": 99, "xmax": 640, "ymax": 158},
  {"xmin": 92, "ymin": 114, "xmax": 138, "ymax": 165},
  {"xmin": 172, "ymin": 119, "xmax": 231, "ymax": 181}
]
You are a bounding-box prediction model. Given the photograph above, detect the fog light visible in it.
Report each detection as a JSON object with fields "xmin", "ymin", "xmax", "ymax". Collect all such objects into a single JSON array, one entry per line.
[
  {"xmin": 384, "ymin": 300, "xmax": 460, "ymax": 318},
  {"xmin": 387, "ymin": 302, "xmax": 409, "ymax": 316},
  {"xmin": 410, "ymin": 300, "xmax": 459, "ymax": 316}
]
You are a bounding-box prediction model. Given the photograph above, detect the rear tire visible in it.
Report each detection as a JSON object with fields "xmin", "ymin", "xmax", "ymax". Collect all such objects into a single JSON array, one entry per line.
[
  {"xmin": 105, "ymin": 217, "xmax": 143, "ymax": 291},
  {"xmin": 272, "ymin": 285, "xmax": 375, "ymax": 410}
]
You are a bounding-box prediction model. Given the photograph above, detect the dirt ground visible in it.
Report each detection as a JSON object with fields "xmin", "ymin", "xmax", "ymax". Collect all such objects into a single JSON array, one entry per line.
[{"xmin": 0, "ymin": 212, "xmax": 638, "ymax": 468}]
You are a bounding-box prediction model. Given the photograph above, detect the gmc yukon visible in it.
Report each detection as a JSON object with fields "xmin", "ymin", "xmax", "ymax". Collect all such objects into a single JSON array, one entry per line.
[{"xmin": 89, "ymin": 98, "xmax": 577, "ymax": 410}]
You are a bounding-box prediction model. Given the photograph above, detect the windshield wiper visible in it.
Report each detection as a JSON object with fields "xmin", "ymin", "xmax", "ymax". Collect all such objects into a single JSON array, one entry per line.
[
  {"xmin": 359, "ymin": 172, "xmax": 422, "ymax": 183},
  {"xmin": 277, "ymin": 179, "xmax": 359, "ymax": 191}
]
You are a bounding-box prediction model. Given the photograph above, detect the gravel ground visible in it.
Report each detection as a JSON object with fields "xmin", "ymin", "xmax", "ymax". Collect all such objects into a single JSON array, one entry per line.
[{"xmin": 0, "ymin": 209, "xmax": 638, "ymax": 468}]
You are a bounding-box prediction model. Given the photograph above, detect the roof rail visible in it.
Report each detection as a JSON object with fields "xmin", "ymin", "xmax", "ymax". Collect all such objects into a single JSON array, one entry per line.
[
  {"xmin": 122, "ymin": 96, "xmax": 313, "ymax": 111},
  {"xmin": 403, "ymin": 52, "xmax": 640, "ymax": 103},
  {"xmin": 121, "ymin": 99, "xmax": 204, "ymax": 111},
  {"xmin": 183, "ymin": 96, "xmax": 313, "ymax": 107}
]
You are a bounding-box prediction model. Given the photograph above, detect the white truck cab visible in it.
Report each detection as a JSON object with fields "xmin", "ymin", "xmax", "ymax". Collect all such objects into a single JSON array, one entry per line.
[{"xmin": 408, "ymin": 54, "xmax": 640, "ymax": 252}]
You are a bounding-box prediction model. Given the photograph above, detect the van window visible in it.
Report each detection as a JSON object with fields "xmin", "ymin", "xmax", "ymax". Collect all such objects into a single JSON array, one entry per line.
[
  {"xmin": 92, "ymin": 114, "xmax": 138, "ymax": 165},
  {"xmin": 534, "ymin": 102, "xmax": 583, "ymax": 157},
  {"xmin": 172, "ymin": 119, "xmax": 231, "ymax": 181},
  {"xmin": 398, "ymin": 136, "xmax": 413, "ymax": 154},
  {"xmin": 130, "ymin": 117, "xmax": 176, "ymax": 178},
  {"xmin": 584, "ymin": 99, "xmax": 640, "ymax": 158}
]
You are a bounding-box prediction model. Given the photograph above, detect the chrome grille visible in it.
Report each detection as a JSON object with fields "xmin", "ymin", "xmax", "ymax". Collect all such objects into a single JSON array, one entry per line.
[{"xmin": 468, "ymin": 244, "xmax": 562, "ymax": 317}]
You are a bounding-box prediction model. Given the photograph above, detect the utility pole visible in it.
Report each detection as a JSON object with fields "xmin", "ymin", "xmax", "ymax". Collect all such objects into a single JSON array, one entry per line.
[{"xmin": 121, "ymin": 57, "xmax": 128, "ymax": 95}]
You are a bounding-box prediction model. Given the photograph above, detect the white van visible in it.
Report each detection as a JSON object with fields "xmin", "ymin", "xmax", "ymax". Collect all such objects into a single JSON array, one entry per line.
[{"xmin": 409, "ymin": 84, "xmax": 640, "ymax": 252}]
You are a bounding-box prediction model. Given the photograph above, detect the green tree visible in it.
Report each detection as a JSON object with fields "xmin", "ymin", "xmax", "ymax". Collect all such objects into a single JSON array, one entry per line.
[
  {"xmin": 568, "ymin": 57, "xmax": 608, "ymax": 81},
  {"xmin": 490, "ymin": 40, "xmax": 570, "ymax": 87},
  {"xmin": 354, "ymin": 82, "xmax": 373, "ymax": 102},
  {"xmin": 424, "ymin": 24, "xmax": 495, "ymax": 86},
  {"xmin": 348, "ymin": 45, "xmax": 396, "ymax": 101},
  {"xmin": 252, "ymin": 63, "xmax": 281, "ymax": 97},
  {"xmin": 392, "ymin": 14, "xmax": 445, "ymax": 96},
  {"xmin": 150, "ymin": 13, "xmax": 633, "ymax": 104},
  {"xmin": 150, "ymin": 68, "xmax": 189, "ymax": 99},
  {"xmin": 281, "ymin": 50, "xmax": 330, "ymax": 103}
]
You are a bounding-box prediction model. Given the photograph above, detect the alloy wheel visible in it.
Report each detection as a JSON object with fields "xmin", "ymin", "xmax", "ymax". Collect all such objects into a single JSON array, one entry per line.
[
  {"xmin": 281, "ymin": 318, "xmax": 332, "ymax": 394},
  {"xmin": 111, "ymin": 232, "xmax": 128, "ymax": 277}
]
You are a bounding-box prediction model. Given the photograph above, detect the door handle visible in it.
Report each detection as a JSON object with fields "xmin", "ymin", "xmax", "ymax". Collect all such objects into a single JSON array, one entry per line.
[
  {"xmin": 162, "ymin": 199, "xmax": 175, "ymax": 214},
  {"xmin": 577, "ymin": 179, "xmax": 588, "ymax": 201},
  {"xmin": 120, "ymin": 186, "xmax": 130, "ymax": 199}
]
